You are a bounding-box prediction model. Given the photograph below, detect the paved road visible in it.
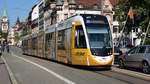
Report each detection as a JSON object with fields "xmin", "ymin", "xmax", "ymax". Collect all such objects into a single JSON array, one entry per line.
[
  {"xmin": 2, "ymin": 46, "xmax": 150, "ymax": 84},
  {"xmin": 0, "ymin": 55, "xmax": 11, "ymax": 84}
]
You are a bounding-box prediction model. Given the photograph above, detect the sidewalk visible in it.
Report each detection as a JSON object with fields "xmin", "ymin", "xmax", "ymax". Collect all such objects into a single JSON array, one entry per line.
[{"xmin": 0, "ymin": 54, "xmax": 12, "ymax": 84}]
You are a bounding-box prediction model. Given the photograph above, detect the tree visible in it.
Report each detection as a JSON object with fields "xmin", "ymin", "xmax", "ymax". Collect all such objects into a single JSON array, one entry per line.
[
  {"xmin": 0, "ymin": 30, "xmax": 8, "ymax": 42},
  {"xmin": 115, "ymin": 0, "xmax": 150, "ymax": 44},
  {"xmin": 114, "ymin": 0, "xmax": 130, "ymax": 32},
  {"xmin": 14, "ymin": 32, "xmax": 20, "ymax": 44},
  {"xmin": 20, "ymin": 26, "xmax": 28, "ymax": 37},
  {"xmin": 16, "ymin": 17, "xmax": 20, "ymax": 25},
  {"xmin": 128, "ymin": 0, "xmax": 150, "ymax": 44}
]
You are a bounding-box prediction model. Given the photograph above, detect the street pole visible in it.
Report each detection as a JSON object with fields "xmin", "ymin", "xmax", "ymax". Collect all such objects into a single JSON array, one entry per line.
[{"xmin": 142, "ymin": 21, "xmax": 150, "ymax": 45}]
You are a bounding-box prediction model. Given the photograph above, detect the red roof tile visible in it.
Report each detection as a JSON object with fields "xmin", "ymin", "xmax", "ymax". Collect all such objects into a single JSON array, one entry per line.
[{"xmin": 75, "ymin": 0, "xmax": 118, "ymax": 8}]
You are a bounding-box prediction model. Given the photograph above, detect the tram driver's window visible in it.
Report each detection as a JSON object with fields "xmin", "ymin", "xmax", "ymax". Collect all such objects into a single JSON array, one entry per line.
[{"xmin": 75, "ymin": 25, "xmax": 86, "ymax": 48}]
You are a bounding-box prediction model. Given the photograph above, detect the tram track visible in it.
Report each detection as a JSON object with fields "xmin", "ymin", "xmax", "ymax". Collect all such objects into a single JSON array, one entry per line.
[
  {"xmin": 93, "ymin": 68, "xmax": 150, "ymax": 84},
  {"xmin": 94, "ymin": 70, "xmax": 133, "ymax": 84}
]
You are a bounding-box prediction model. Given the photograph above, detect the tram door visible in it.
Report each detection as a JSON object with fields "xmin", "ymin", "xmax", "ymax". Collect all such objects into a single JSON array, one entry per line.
[
  {"xmin": 45, "ymin": 32, "xmax": 56, "ymax": 60},
  {"xmin": 45, "ymin": 33, "xmax": 51, "ymax": 59},
  {"xmin": 72, "ymin": 25, "xmax": 88, "ymax": 65},
  {"xmin": 51, "ymin": 32, "xmax": 57, "ymax": 60}
]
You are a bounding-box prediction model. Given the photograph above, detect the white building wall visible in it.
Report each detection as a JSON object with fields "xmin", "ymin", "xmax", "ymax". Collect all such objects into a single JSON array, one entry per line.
[
  {"xmin": 8, "ymin": 28, "xmax": 15, "ymax": 45},
  {"xmin": 75, "ymin": 10, "xmax": 101, "ymax": 15},
  {"xmin": 31, "ymin": 5, "xmax": 39, "ymax": 21}
]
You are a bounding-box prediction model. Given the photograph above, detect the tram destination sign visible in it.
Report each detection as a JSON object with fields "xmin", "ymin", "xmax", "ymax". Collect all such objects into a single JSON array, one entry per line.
[{"xmin": 82, "ymin": 14, "xmax": 108, "ymax": 25}]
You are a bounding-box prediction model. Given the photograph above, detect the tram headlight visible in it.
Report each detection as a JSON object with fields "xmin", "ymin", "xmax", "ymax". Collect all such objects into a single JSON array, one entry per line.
[
  {"xmin": 95, "ymin": 55, "xmax": 112, "ymax": 62},
  {"xmin": 108, "ymin": 52, "xmax": 112, "ymax": 55}
]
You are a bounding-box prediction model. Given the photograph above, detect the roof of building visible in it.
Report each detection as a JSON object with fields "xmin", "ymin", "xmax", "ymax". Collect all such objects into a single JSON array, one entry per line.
[
  {"xmin": 53, "ymin": 0, "xmax": 118, "ymax": 9},
  {"xmin": 75, "ymin": 0, "xmax": 117, "ymax": 8},
  {"xmin": 16, "ymin": 22, "xmax": 27, "ymax": 31}
]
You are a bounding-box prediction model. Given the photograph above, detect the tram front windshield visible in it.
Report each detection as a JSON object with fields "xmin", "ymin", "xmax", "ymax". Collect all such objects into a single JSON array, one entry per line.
[{"xmin": 86, "ymin": 24, "xmax": 113, "ymax": 56}]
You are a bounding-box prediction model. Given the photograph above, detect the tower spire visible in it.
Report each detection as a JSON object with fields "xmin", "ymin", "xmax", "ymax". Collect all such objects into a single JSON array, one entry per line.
[
  {"xmin": 1, "ymin": 0, "xmax": 9, "ymax": 33},
  {"xmin": 2, "ymin": 9, "xmax": 7, "ymax": 17},
  {"xmin": 2, "ymin": 0, "xmax": 8, "ymax": 17}
]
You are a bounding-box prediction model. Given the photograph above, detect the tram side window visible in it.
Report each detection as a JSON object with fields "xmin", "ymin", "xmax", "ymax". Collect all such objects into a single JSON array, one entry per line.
[
  {"xmin": 32, "ymin": 38, "xmax": 37, "ymax": 50},
  {"xmin": 22, "ymin": 40, "xmax": 27, "ymax": 47},
  {"xmin": 75, "ymin": 25, "xmax": 86, "ymax": 48},
  {"xmin": 57, "ymin": 30, "xmax": 65, "ymax": 50},
  {"xmin": 46, "ymin": 33, "xmax": 52, "ymax": 49}
]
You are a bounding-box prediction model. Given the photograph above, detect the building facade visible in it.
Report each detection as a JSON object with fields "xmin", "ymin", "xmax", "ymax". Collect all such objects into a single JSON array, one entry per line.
[
  {"xmin": 24, "ymin": 0, "xmax": 119, "ymax": 46},
  {"xmin": 0, "ymin": 9, "xmax": 9, "ymax": 44},
  {"xmin": 44, "ymin": 0, "xmax": 115, "ymax": 30},
  {"xmin": 31, "ymin": 4, "xmax": 39, "ymax": 34},
  {"xmin": 1, "ymin": 9, "xmax": 9, "ymax": 33},
  {"xmin": 38, "ymin": 0, "xmax": 45, "ymax": 32}
]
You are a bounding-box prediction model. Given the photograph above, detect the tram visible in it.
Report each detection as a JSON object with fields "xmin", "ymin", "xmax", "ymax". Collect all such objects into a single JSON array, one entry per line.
[{"xmin": 22, "ymin": 14, "xmax": 114, "ymax": 68}]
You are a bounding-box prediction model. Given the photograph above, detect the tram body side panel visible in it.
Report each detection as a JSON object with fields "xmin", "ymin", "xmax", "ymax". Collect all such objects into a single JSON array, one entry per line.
[
  {"xmin": 37, "ymin": 35, "xmax": 41, "ymax": 57},
  {"xmin": 51, "ymin": 32, "xmax": 57, "ymax": 60},
  {"xmin": 45, "ymin": 33, "xmax": 51, "ymax": 59},
  {"xmin": 22, "ymin": 40, "xmax": 25, "ymax": 54},
  {"xmin": 37, "ymin": 34, "xmax": 44, "ymax": 58},
  {"xmin": 34, "ymin": 37, "xmax": 38, "ymax": 56},
  {"xmin": 45, "ymin": 31, "xmax": 57, "ymax": 60},
  {"xmin": 31, "ymin": 37, "xmax": 37, "ymax": 56},
  {"xmin": 26, "ymin": 39, "xmax": 29, "ymax": 55},
  {"xmin": 71, "ymin": 23, "xmax": 89, "ymax": 65},
  {"xmin": 66, "ymin": 28, "xmax": 72, "ymax": 63},
  {"xmin": 56, "ymin": 28, "xmax": 72, "ymax": 64},
  {"xmin": 28, "ymin": 36, "xmax": 32, "ymax": 55},
  {"xmin": 70, "ymin": 21, "xmax": 113, "ymax": 66},
  {"xmin": 57, "ymin": 29, "xmax": 68, "ymax": 63},
  {"xmin": 22, "ymin": 39, "xmax": 28, "ymax": 55}
]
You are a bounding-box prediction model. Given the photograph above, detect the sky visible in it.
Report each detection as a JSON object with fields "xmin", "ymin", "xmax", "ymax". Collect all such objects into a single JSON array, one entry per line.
[{"xmin": 0, "ymin": 0, "xmax": 40, "ymax": 27}]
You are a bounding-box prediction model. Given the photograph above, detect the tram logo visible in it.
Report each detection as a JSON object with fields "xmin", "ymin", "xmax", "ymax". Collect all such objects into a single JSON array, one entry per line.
[{"xmin": 76, "ymin": 52, "xmax": 85, "ymax": 56}]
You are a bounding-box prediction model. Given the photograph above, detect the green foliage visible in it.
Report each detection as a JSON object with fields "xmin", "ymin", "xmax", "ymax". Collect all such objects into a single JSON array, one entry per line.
[
  {"xmin": 115, "ymin": 0, "xmax": 128, "ymax": 21},
  {"xmin": 129, "ymin": 0, "xmax": 150, "ymax": 27},
  {"xmin": 116, "ymin": 0, "xmax": 150, "ymax": 27},
  {"xmin": 144, "ymin": 38, "xmax": 150, "ymax": 45},
  {"xmin": 116, "ymin": 0, "xmax": 150, "ymax": 44},
  {"xmin": 20, "ymin": 27, "xmax": 28, "ymax": 37},
  {"xmin": 0, "ymin": 30, "xmax": 8, "ymax": 39},
  {"xmin": 129, "ymin": 0, "xmax": 150, "ymax": 45},
  {"xmin": 14, "ymin": 32, "xmax": 20, "ymax": 43}
]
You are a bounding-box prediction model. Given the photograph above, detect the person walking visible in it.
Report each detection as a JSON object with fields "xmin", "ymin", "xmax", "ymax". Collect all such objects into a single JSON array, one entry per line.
[
  {"xmin": 1, "ymin": 43, "xmax": 5, "ymax": 52},
  {"xmin": 6, "ymin": 44, "xmax": 9, "ymax": 53},
  {"xmin": 0, "ymin": 44, "xmax": 2, "ymax": 57}
]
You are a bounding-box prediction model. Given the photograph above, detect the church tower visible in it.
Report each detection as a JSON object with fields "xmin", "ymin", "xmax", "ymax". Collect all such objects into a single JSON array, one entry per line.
[{"xmin": 1, "ymin": 9, "xmax": 9, "ymax": 33}]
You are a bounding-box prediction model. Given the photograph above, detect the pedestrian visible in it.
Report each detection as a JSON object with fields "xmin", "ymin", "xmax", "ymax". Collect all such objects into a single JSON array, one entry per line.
[
  {"xmin": 0, "ymin": 44, "xmax": 2, "ymax": 57},
  {"xmin": 1, "ymin": 43, "xmax": 5, "ymax": 52},
  {"xmin": 6, "ymin": 44, "xmax": 9, "ymax": 53}
]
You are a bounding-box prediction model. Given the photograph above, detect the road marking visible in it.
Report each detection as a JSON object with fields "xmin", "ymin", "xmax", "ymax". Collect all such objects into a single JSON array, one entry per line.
[
  {"xmin": 11, "ymin": 53, "xmax": 75, "ymax": 84},
  {"xmin": 2, "ymin": 56, "xmax": 18, "ymax": 84}
]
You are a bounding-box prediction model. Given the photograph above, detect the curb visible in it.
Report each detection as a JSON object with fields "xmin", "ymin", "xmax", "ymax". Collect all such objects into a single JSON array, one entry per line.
[
  {"xmin": 2, "ymin": 55, "xmax": 18, "ymax": 84},
  {"xmin": 112, "ymin": 67, "xmax": 150, "ymax": 81}
]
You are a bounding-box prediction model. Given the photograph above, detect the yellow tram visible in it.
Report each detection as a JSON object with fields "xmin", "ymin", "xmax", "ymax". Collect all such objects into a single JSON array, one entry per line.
[{"xmin": 22, "ymin": 14, "xmax": 114, "ymax": 68}]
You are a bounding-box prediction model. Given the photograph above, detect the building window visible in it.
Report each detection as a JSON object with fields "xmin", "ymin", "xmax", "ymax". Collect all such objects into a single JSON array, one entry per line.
[
  {"xmin": 93, "ymin": 4, "xmax": 98, "ymax": 9},
  {"xmin": 78, "ymin": 4, "xmax": 84, "ymax": 8},
  {"xmin": 57, "ymin": 30, "xmax": 66, "ymax": 50},
  {"xmin": 113, "ymin": 26, "xmax": 118, "ymax": 33}
]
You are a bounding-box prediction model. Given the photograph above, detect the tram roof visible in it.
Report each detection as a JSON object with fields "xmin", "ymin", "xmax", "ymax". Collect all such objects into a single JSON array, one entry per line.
[
  {"xmin": 45, "ymin": 15, "xmax": 83, "ymax": 33},
  {"xmin": 45, "ymin": 14, "xmax": 108, "ymax": 34}
]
